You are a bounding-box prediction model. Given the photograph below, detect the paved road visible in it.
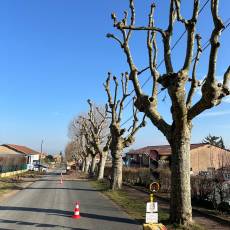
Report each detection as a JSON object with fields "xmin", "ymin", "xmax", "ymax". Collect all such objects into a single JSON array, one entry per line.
[{"xmin": 0, "ymin": 171, "xmax": 142, "ymax": 230}]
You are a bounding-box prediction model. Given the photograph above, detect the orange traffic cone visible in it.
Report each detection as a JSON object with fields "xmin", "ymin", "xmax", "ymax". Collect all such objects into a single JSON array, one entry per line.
[{"xmin": 72, "ymin": 201, "xmax": 80, "ymax": 219}]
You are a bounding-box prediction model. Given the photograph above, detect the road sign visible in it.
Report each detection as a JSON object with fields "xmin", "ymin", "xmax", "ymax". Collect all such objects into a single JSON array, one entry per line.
[
  {"xmin": 149, "ymin": 182, "xmax": 160, "ymax": 192},
  {"xmin": 145, "ymin": 212, "xmax": 158, "ymax": 224},
  {"xmin": 146, "ymin": 202, "xmax": 158, "ymax": 213}
]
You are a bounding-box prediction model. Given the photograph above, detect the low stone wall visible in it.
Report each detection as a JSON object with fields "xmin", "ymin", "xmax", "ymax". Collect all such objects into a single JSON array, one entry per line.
[{"xmin": 0, "ymin": 169, "xmax": 28, "ymax": 178}]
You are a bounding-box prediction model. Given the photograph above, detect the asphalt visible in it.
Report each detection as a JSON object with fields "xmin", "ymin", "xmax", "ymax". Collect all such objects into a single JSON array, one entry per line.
[{"xmin": 0, "ymin": 170, "xmax": 142, "ymax": 230}]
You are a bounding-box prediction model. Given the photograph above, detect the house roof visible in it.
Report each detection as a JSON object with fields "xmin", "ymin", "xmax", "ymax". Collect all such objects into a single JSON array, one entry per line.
[
  {"xmin": 0, "ymin": 146, "xmax": 22, "ymax": 156},
  {"xmin": 127, "ymin": 143, "xmax": 208, "ymax": 156},
  {"xmin": 2, "ymin": 144, "xmax": 40, "ymax": 155}
]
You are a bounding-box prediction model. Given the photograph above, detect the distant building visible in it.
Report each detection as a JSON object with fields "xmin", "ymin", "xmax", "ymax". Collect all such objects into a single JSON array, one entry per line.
[
  {"xmin": 0, "ymin": 145, "xmax": 27, "ymax": 172},
  {"xmin": 2, "ymin": 144, "xmax": 40, "ymax": 170},
  {"xmin": 126, "ymin": 143, "xmax": 230, "ymax": 175},
  {"xmin": 41, "ymin": 152, "xmax": 48, "ymax": 159},
  {"xmin": 53, "ymin": 154, "xmax": 62, "ymax": 163},
  {"xmin": 0, "ymin": 145, "xmax": 23, "ymax": 157}
]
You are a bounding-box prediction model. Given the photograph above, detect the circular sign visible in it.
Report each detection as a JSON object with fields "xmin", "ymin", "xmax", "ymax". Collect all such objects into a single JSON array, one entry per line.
[{"xmin": 149, "ymin": 182, "xmax": 160, "ymax": 192}]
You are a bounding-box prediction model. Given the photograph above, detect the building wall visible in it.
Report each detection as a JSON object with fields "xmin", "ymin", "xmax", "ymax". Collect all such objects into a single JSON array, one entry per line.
[
  {"xmin": 27, "ymin": 154, "xmax": 40, "ymax": 169},
  {"xmin": 190, "ymin": 145, "xmax": 230, "ymax": 174},
  {"xmin": 30, "ymin": 154, "xmax": 39, "ymax": 163}
]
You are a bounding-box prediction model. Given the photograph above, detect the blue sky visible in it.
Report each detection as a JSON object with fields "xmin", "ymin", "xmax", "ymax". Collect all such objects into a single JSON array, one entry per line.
[{"xmin": 0, "ymin": 0, "xmax": 229, "ymax": 154}]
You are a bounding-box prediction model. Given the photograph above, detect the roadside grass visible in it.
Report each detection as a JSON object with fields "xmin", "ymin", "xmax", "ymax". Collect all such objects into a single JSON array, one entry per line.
[
  {"xmin": 0, "ymin": 181, "xmax": 20, "ymax": 196},
  {"xmin": 90, "ymin": 180, "xmax": 205, "ymax": 230},
  {"xmin": 0, "ymin": 170, "xmax": 43, "ymax": 196},
  {"xmin": 20, "ymin": 170, "xmax": 45, "ymax": 178}
]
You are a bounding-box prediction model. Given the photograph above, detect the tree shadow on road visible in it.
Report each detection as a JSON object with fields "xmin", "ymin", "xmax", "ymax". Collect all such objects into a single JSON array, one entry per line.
[
  {"xmin": 80, "ymin": 212, "xmax": 138, "ymax": 224},
  {"xmin": 25, "ymin": 187, "xmax": 100, "ymax": 192},
  {"xmin": 0, "ymin": 218, "xmax": 88, "ymax": 230},
  {"xmin": 0, "ymin": 206, "xmax": 138, "ymax": 225}
]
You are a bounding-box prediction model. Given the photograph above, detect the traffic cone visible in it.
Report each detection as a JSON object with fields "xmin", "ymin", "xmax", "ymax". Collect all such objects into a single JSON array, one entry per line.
[{"xmin": 72, "ymin": 201, "xmax": 80, "ymax": 219}]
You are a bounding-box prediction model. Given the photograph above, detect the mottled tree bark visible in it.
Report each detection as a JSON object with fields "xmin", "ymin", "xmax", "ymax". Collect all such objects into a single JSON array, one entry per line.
[
  {"xmin": 111, "ymin": 153, "xmax": 123, "ymax": 190},
  {"xmin": 90, "ymin": 155, "xmax": 97, "ymax": 175},
  {"xmin": 81, "ymin": 158, "xmax": 86, "ymax": 172},
  {"xmin": 84, "ymin": 157, "xmax": 90, "ymax": 173},
  {"xmin": 98, "ymin": 151, "xmax": 108, "ymax": 180},
  {"xmin": 170, "ymin": 126, "xmax": 192, "ymax": 224}
]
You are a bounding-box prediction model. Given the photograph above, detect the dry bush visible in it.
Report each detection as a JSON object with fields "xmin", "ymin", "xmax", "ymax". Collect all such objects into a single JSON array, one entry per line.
[
  {"xmin": 122, "ymin": 167, "xmax": 151, "ymax": 186},
  {"xmin": 157, "ymin": 168, "xmax": 171, "ymax": 193}
]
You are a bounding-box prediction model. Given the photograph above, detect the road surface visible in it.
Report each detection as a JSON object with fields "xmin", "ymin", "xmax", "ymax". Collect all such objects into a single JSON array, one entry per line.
[{"xmin": 0, "ymin": 171, "xmax": 142, "ymax": 230}]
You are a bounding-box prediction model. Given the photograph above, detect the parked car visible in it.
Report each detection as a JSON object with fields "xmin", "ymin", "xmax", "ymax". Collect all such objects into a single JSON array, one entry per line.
[{"xmin": 33, "ymin": 164, "xmax": 48, "ymax": 172}]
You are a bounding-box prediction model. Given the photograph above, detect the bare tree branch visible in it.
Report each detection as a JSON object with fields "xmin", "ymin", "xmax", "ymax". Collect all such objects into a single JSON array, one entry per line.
[
  {"xmin": 186, "ymin": 34, "xmax": 202, "ymax": 108},
  {"xmin": 106, "ymin": 33, "xmax": 123, "ymax": 47},
  {"xmin": 207, "ymin": 0, "xmax": 224, "ymax": 83},
  {"xmin": 118, "ymin": 73, "xmax": 130, "ymax": 122},
  {"xmin": 147, "ymin": 3, "xmax": 160, "ymax": 99},
  {"xmin": 188, "ymin": 0, "xmax": 226, "ymax": 120},
  {"xmin": 181, "ymin": 0, "xmax": 199, "ymax": 72},
  {"xmin": 162, "ymin": 0, "xmax": 176, "ymax": 73},
  {"xmin": 223, "ymin": 66, "xmax": 230, "ymax": 88}
]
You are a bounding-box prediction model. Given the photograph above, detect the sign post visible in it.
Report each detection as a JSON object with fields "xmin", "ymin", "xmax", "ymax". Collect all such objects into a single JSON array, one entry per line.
[{"xmin": 143, "ymin": 182, "xmax": 167, "ymax": 230}]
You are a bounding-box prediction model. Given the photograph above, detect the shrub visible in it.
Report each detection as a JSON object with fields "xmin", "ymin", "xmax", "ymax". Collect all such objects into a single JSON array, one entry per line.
[
  {"xmin": 217, "ymin": 202, "xmax": 230, "ymax": 213},
  {"xmin": 122, "ymin": 167, "xmax": 151, "ymax": 187}
]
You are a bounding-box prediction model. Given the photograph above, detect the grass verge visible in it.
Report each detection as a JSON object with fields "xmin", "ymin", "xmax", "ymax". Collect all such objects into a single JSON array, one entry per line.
[
  {"xmin": 0, "ymin": 181, "xmax": 21, "ymax": 196},
  {"xmin": 90, "ymin": 179, "xmax": 147, "ymax": 222},
  {"xmin": 0, "ymin": 170, "xmax": 43, "ymax": 196}
]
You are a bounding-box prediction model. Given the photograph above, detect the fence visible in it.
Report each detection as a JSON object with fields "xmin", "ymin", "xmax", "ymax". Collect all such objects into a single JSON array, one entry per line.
[
  {"xmin": 0, "ymin": 155, "xmax": 27, "ymax": 173},
  {"xmin": 0, "ymin": 164, "xmax": 27, "ymax": 173}
]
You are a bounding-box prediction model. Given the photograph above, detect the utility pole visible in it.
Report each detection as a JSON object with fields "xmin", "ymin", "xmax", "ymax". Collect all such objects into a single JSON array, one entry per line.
[{"xmin": 40, "ymin": 140, "xmax": 44, "ymax": 171}]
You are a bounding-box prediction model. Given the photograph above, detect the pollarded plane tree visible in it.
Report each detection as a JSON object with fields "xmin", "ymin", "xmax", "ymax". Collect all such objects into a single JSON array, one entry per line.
[
  {"xmin": 65, "ymin": 141, "xmax": 80, "ymax": 171},
  {"xmin": 78, "ymin": 134, "xmax": 90, "ymax": 173},
  {"xmin": 67, "ymin": 119, "xmax": 85, "ymax": 171},
  {"xmin": 68, "ymin": 115, "xmax": 91, "ymax": 173},
  {"xmin": 79, "ymin": 115, "xmax": 100, "ymax": 176},
  {"xmin": 87, "ymin": 100, "xmax": 111, "ymax": 180},
  {"xmin": 104, "ymin": 72, "xmax": 146, "ymax": 190},
  {"xmin": 107, "ymin": 0, "xmax": 229, "ymax": 225},
  {"xmin": 73, "ymin": 137, "xmax": 89, "ymax": 172}
]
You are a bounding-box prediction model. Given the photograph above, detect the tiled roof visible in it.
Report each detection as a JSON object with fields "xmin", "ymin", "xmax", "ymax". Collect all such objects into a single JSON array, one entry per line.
[
  {"xmin": 127, "ymin": 143, "xmax": 208, "ymax": 156},
  {"xmin": 2, "ymin": 144, "xmax": 40, "ymax": 155},
  {"xmin": 0, "ymin": 146, "xmax": 22, "ymax": 155}
]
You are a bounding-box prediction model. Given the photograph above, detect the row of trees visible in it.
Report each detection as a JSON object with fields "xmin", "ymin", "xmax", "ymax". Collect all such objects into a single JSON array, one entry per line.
[
  {"xmin": 66, "ymin": 0, "xmax": 229, "ymax": 226},
  {"xmin": 66, "ymin": 74, "xmax": 146, "ymax": 189}
]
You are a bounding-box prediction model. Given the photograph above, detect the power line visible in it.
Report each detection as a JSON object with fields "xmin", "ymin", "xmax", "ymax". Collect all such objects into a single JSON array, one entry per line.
[
  {"xmin": 122, "ymin": 0, "xmax": 211, "ymax": 111},
  {"xmin": 121, "ymin": 88, "xmax": 165, "ymax": 127},
  {"xmin": 121, "ymin": 16, "xmax": 230, "ymax": 128},
  {"xmin": 192, "ymin": 17, "xmax": 230, "ymax": 59}
]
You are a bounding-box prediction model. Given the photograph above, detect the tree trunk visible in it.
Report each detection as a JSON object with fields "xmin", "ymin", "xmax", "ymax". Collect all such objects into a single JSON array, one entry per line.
[
  {"xmin": 111, "ymin": 153, "xmax": 123, "ymax": 190},
  {"xmin": 84, "ymin": 157, "xmax": 90, "ymax": 173},
  {"xmin": 90, "ymin": 155, "xmax": 97, "ymax": 176},
  {"xmin": 170, "ymin": 129, "xmax": 192, "ymax": 226},
  {"xmin": 98, "ymin": 152, "xmax": 108, "ymax": 180},
  {"xmin": 75, "ymin": 159, "xmax": 78, "ymax": 174},
  {"xmin": 81, "ymin": 158, "xmax": 86, "ymax": 172}
]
